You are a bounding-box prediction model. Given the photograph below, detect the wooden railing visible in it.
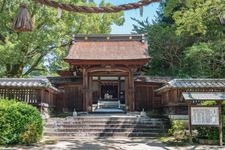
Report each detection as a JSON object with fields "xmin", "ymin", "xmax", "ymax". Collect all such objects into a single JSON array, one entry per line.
[
  {"xmin": 0, "ymin": 88, "xmax": 41, "ymax": 105},
  {"xmin": 0, "ymin": 88, "xmax": 57, "ymax": 108}
]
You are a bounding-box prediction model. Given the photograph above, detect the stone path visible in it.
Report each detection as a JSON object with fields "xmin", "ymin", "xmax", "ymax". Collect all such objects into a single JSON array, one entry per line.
[{"xmin": 1, "ymin": 137, "xmax": 225, "ymax": 150}]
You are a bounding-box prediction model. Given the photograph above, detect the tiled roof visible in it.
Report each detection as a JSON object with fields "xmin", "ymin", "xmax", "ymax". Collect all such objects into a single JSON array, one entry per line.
[
  {"xmin": 0, "ymin": 78, "xmax": 59, "ymax": 92},
  {"xmin": 134, "ymin": 76, "xmax": 171, "ymax": 83},
  {"xmin": 65, "ymin": 41, "xmax": 149, "ymax": 60},
  {"xmin": 156, "ymin": 79, "xmax": 225, "ymax": 92},
  {"xmin": 73, "ymin": 34, "xmax": 145, "ymax": 42},
  {"xmin": 47, "ymin": 76, "xmax": 82, "ymax": 85},
  {"xmin": 182, "ymin": 92, "xmax": 225, "ymax": 101}
]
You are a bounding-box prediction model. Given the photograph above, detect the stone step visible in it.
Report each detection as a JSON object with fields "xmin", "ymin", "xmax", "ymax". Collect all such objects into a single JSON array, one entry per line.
[
  {"xmin": 46, "ymin": 120, "xmax": 166, "ymax": 125},
  {"xmin": 46, "ymin": 117, "xmax": 168, "ymax": 120},
  {"xmin": 45, "ymin": 124, "xmax": 168, "ymax": 128},
  {"xmin": 47, "ymin": 117, "xmax": 143, "ymax": 120},
  {"xmin": 44, "ymin": 128, "xmax": 165, "ymax": 132},
  {"xmin": 44, "ymin": 116, "xmax": 170, "ymax": 138},
  {"xmin": 44, "ymin": 132, "xmax": 161, "ymax": 137},
  {"xmin": 47, "ymin": 117, "xmax": 166, "ymax": 122},
  {"xmin": 48, "ymin": 118, "xmax": 138, "ymax": 121}
]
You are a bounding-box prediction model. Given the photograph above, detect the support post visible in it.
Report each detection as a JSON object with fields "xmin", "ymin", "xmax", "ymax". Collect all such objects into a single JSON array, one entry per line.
[
  {"xmin": 88, "ymin": 75, "xmax": 93, "ymax": 112},
  {"xmin": 188, "ymin": 102, "xmax": 193, "ymax": 144},
  {"xmin": 128, "ymin": 68, "xmax": 134, "ymax": 111},
  {"xmin": 40, "ymin": 89, "xmax": 44, "ymax": 113},
  {"xmin": 217, "ymin": 101, "xmax": 223, "ymax": 146},
  {"xmin": 82, "ymin": 68, "xmax": 88, "ymax": 111},
  {"xmin": 125, "ymin": 76, "xmax": 129, "ymax": 112}
]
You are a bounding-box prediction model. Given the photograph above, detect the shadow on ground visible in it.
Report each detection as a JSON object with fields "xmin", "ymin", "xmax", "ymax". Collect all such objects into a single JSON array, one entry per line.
[{"xmin": 1, "ymin": 138, "xmax": 225, "ymax": 150}]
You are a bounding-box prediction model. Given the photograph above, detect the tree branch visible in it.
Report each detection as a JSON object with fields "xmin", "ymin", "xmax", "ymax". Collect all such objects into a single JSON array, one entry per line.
[
  {"xmin": 0, "ymin": 34, "xmax": 6, "ymax": 44},
  {"xmin": 23, "ymin": 41, "xmax": 70, "ymax": 76},
  {"xmin": 0, "ymin": 0, "xmax": 6, "ymax": 12},
  {"xmin": 22, "ymin": 53, "xmax": 46, "ymax": 76}
]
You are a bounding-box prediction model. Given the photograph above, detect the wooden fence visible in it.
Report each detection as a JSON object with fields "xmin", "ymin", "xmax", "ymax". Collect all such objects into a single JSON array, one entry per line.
[
  {"xmin": 134, "ymin": 82, "xmax": 163, "ymax": 112},
  {"xmin": 0, "ymin": 88, "xmax": 56, "ymax": 107},
  {"xmin": 160, "ymin": 88, "xmax": 225, "ymax": 115},
  {"xmin": 53, "ymin": 81, "xmax": 164, "ymax": 112}
]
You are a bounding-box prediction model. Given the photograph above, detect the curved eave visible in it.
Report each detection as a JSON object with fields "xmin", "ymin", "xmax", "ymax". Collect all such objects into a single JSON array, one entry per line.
[
  {"xmin": 155, "ymin": 85, "xmax": 171, "ymax": 94},
  {"xmin": 64, "ymin": 57, "xmax": 151, "ymax": 66},
  {"xmin": 155, "ymin": 86, "xmax": 225, "ymax": 94}
]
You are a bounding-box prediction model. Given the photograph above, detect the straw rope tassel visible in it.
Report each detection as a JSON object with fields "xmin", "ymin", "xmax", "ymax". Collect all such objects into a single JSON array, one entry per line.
[
  {"xmin": 12, "ymin": 3, "xmax": 32, "ymax": 32},
  {"xmin": 140, "ymin": 6, "xmax": 143, "ymax": 17}
]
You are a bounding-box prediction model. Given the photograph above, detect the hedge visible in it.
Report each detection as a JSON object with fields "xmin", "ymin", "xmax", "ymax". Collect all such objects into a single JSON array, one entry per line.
[{"xmin": 0, "ymin": 99, "xmax": 43, "ymax": 145}]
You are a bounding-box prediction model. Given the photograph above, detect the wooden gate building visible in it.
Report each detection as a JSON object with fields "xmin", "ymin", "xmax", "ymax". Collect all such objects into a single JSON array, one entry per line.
[{"xmin": 0, "ymin": 34, "xmax": 225, "ymax": 114}]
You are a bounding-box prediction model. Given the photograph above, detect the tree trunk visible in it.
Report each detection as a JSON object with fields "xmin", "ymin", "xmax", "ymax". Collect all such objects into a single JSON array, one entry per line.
[{"xmin": 6, "ymin": 64, "xmax": 24, "ymax": 77}]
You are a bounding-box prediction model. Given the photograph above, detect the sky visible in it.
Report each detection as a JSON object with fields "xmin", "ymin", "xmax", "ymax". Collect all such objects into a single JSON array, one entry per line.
[{"xmin": 95, "ymin": 0, "xmax": 160, "ymax": 34}]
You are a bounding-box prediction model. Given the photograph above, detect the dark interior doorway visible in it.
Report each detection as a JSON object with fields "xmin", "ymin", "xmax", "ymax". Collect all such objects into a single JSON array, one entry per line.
[{"xmin": 101, "ymin": 84, "xmax": 118, "ymax": 99}]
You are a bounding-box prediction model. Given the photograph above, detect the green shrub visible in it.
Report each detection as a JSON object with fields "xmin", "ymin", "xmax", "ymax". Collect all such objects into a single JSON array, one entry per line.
[
  {"xmin": 0, "ymin": 99, "xmax": 43, "ymax": 145},
  {"xmin": 168, "ymin": 120, "xmax": 186, "ymax": 141},
  {"xmin": 197, "ymin": 101, "xmax": 225, "ymax": 142},
  {"xmin": 196, "ymin": 126, "xmax": 225, "ymax": 142}
]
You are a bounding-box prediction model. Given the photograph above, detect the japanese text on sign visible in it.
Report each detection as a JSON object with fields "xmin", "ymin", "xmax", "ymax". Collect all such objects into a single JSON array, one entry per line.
[{"xmin": 191, "ymin": 107, "xmax": 219, "ymax": 126}]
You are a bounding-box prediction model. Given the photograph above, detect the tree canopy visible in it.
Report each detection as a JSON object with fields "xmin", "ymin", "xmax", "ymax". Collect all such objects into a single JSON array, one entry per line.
[
  {"xmin": 0, "ymin": 0, "xmax": 124, "ymax": 77},
  {"xmin": 133, "ymin": 0, "xmax": 225, "ymax": 78}
]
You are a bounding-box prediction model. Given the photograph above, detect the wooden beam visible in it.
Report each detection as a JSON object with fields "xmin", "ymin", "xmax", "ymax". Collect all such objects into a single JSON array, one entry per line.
[
  {"xmin": 90, "ymin": 72, "xmax": 128, "ymax": 76},
  {"xmin": 87, "ymin": 66, "xmax": 129, "ymax": 73},
  {"xmin": 65, "ymin": 59, "xmax": 149, "ymax": 66}
]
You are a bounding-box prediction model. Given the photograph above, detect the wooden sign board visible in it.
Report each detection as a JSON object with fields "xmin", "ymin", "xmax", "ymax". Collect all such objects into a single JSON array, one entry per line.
[{"xmin": 191, "ymin": 106, "xmax": 219, "ymax": 126}]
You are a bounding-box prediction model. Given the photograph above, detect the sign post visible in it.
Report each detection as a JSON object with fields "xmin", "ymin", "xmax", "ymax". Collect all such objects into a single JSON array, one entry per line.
[
  {"xmin": 188, "ymin": 104, "xmax": 223, "ymax": 146},
  {"xmin": 188, "ymin": 102, "xmax": 192, "ymax": 144},
  {"xmin": 217, "ymin": 101, "xmax": 223, "ymax": 146}
]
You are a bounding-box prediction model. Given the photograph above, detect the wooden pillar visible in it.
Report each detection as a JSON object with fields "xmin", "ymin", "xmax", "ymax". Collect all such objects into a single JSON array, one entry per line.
[
  {"xmin": 125, "ymin": 77, "xmax": 129, "ymax": 111},
  {"xmin": 188, "ymin": 102, "xmax": 193, "ymax": 144},
  {"xmin": 118, "ymin": 77, "xmax": 121, "ymax": 99},
  {"xmin": 165, "ymin": 91, "xmax": 169, "ymax": 105},
  {"xmin": 98, "ymin": 76, "xmax": 101, "ymax": 99},
  {"xmin": 47, "ymin": 91, "xmax": 50, "ymax": 106},
  {"xmin": 82, "ymin": 68, "xmax": 88, "ymax": 111},
  {"xmin": 40, "ymin": 89, "xmax": 44, "ymax": 104},
  {"xmin": 217, "ymin": 101, "xmax": 223, "ymax": 146},
  {"xmin": 88, "ymin": 75, "xmax": 93, "ymax": 111},
  {"xmin": 40, "ymin": 89, "xmax": 45, "ymax": 113},
  {"xmin": 127, "ymin": 68, "xmax": 135, "ymax": 111},
  {"xmin": 62, "ymin": 87, "xmax": 67, "ymax": 112}
]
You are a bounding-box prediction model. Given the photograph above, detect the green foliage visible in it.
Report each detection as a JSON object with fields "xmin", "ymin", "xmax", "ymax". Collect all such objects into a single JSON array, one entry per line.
[
  {"xmin": 164, "ymin": 0, "xmax": 181, "ymax": 17},
  {"xmin": 0, "ymin": 0, "xmax": 124, "ymax": 77},
  {"xmin": 172, "ymin": 0, "xmax": 224, "ymax": 36},
  {"xmin": 168, "ymin": 120, "xmax": 186, "ymax": 141},
  {"xmin": 184, "ymin": 43, "xmax": 213, "ymax": 77},
  {"xmin": 0, "ymin": 99, "xmax": 43, "ymax": 145},
  {"xmin": 196, "ymin": 126, "xmax": 225, "ymax": 142},
  {"xmin": 19, "ymin": 123, "xmax": 40, "ymax": 144},
  {"xmin": 133, "ymin": 0, "xmax": 225, "ymax": 78},
  {"xmin": 161, "ymin": 120, "xmax": 190, "ymax": 146},
  {"xmin": 200, "ymin": 100, "xmax": 216, "ymax": 106},
  {"xmin": 145, "ymin": 24, "xmax": 194, "ymax": 76}
]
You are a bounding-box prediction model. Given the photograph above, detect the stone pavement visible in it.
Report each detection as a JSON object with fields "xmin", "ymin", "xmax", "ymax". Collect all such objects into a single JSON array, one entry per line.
[{"xmin": 1, "ymin": 137, "xmax": 225, "ymax": 150}]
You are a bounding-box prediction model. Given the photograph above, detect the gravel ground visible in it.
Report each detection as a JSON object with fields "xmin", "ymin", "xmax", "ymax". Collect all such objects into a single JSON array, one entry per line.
[{"xmin": 1, "ymin": 137, "xmax": 225, "ymax": 150}]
